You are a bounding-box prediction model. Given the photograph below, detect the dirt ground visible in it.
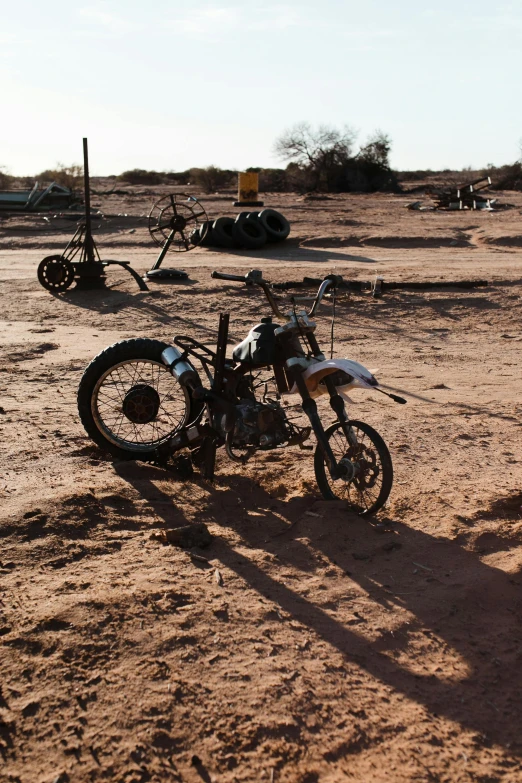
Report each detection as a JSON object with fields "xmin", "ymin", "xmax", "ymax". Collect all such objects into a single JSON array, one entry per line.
[{"xmin": 1, "ymin": 187, "xmax": 522, "ymax": 783}]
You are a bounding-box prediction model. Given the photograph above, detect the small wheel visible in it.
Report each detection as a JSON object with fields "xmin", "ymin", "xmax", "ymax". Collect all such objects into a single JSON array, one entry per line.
[
  {"xmin": 37, "ymin": 255, "xmax": 75, "ymax": 292},
  {"xmin": 314, "ymin": 420, "xmax": 393, "ymax": 515},
  {"xmin": 77, "ymin": 338, "xmax": 203, "ymax": 460},
  {"xmin": 257, "ymin": 209, "xmax": 290, "ymax": 242},
  {"xmin": 148, "ymin": 193, "xmax": 208, "ymax": 251},
  {"xmin": 232, "ymin": 216, "xmax": 267, "ymax": 249}
]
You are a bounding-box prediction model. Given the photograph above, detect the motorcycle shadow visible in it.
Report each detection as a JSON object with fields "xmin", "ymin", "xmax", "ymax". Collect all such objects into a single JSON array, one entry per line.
[{"xmin": 114, "ymin": 458, "xmax": 522, "ymax": 752}]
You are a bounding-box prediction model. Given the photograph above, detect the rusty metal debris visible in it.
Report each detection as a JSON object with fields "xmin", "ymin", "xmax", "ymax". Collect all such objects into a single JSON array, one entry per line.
[
  {"xmin": 408, "ymin": 176, "xmax": 510, "ymax": 211},
  {"xmin": 433, "ymin": 176, "xmax": 493, "ymax": 210},
  {"xmin": 145, "ymin": 193, "xmax": 208, "ymax": 280},
  {"xmin": 0, "ymin": 179, "xmax": 95, "ymax": 234},
  {"xmin": 272, "ymin": 275, "xmax": 488, "ymax": 298},
  {"xmin": 0, "ymin": 181, "xmax": 79, "ymax": 213},
  {"xmin": 37, "ymin": 138, "xmax": 148, "ymax": 292}
]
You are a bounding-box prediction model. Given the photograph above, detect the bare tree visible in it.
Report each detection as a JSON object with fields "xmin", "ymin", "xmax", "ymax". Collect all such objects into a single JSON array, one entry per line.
[
  {"xmin": 274, "ymin": 122, "xmax": 356, "ymax": 190},
  {"xmin": 356, "ymin": 130, "xmax": 392, "ymax": 167},
  {"xmin": 274, "ymin": 123, "xmax": 396, "ymax": 192}
]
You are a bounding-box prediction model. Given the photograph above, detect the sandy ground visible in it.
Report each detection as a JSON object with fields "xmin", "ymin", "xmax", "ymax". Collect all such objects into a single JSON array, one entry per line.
[{"xmin": 1, "ymin": 188, "xmax": 522, "ymax": 782}]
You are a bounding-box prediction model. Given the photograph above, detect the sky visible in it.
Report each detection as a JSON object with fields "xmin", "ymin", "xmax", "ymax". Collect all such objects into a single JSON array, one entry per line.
[{"xmin": 1, "ymin": 0, "xmax": 521, "ymax": 175}]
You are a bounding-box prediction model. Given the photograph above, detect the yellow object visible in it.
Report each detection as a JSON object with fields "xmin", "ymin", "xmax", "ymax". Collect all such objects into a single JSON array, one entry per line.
[{"xmin": 238, "ymin": 172, "xmax": 259, "ymax": 203}]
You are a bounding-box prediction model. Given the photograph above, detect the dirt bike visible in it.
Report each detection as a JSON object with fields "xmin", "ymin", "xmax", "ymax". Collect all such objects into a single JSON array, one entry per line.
[{"xmin": 77, "ymin": 270, "xmax": 406, "ymax": 514}]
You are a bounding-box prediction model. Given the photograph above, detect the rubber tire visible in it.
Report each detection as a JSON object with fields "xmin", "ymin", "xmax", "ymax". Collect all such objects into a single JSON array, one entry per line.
[
  {"xmin": 236, "ymin": 211, "xmax": 251, "ymax": 220},
  {"xmin": 257, "ymin": 209, "xmax": 290, "ymax": 242},
  {"xmin": 37, "ymin": 255, "xmax": 75, "ymax": 292},
  {"xmin": 211, "ymin": 217, "xmax": 237, "ymax": 248},
  {"xmin": 189, "ymin": 227, "xmax": 201, "ymax": 245},
  {"xmin": 77, "ymin": 338, "xmax": 202, "ymax": 460},
  {"xmin": 314, "ymin": 420, "xmax": 393, "ymax": 515},
  {"xmin": 189, "ymin": 221, "xmax": 211, "ymax": 246},
  {"xmin": 247, "ymin": 212, "xmax": 260, "ymax": 221},
  {"xmin": 197, "ymin": 220, "xmax": 214, "ymax": 247},
  {"xmin": 232, "ymin": 216, "xmax": 267, "ymax": 249}
]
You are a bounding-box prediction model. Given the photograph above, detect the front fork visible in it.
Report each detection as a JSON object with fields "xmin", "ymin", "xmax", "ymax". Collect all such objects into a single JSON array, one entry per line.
[{"xmin": 291, "ymin": 369, "xmax": 356, "ymax": 480}]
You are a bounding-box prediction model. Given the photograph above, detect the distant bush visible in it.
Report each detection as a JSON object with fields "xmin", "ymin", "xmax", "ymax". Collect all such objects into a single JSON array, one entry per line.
[
  {"xmin": 274, "ymin": 123, "xmax": 399, "ymax": 193},
  {"xmin": 164, "ymin": 170, "xmax": 191, "ymax": 186},
  {"xmin": 116, "ymin": 166, "xmax": 237, "ymax": 190},
  {"xmin": 397, "ymin": 170, "xmax": 433, "ymax": 182},
  {"xmin": 37, "ymin": 163, "xmax": 83, "ymax": 190},
  {"xmin": 491, "ymin": 161, "xmax": 522, "ymax": 190},
  {"xmin": 0, "ymin": 166, "xmax": 13, "ymax": 189},
  {"xmin": 118, "ymin": 169, "xmax": 164, "ymax": 185},
  {"xmin": 189, "ymin": 166, "xmax": 236, "ymax": 193}
]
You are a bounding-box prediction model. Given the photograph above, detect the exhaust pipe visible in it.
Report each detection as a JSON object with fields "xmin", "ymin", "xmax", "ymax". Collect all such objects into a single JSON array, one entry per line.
[{"xmin": 161, "ymin": 346, "xmax": 200, "ymax": 387}]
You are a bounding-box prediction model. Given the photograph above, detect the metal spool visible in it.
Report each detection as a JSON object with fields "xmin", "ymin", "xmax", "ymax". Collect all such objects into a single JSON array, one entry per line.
[{"xmin": 148, "ymin": 194, "xmax": 208, "ymax": 251}]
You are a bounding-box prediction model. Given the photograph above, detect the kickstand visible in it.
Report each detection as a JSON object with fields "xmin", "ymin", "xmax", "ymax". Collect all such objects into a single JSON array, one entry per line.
[{"xmin": 195, "ymin": 437, "xmax": 216, "ymax": 481}]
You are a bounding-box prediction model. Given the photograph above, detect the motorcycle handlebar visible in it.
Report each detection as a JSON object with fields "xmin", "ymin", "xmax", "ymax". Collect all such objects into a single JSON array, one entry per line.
[
  {"xmin": 211, "ymin": 271, "xmax": 248, "ymax": 283},
  {"xmin": 211, "ymin": 270, "xmax": 343, "ymax": 319}
]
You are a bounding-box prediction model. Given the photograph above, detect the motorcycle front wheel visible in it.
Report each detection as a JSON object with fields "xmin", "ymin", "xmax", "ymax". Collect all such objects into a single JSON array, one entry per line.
[
  {"xmin": 314, "ymin": 420, "xmax": 393, "ymax": 515},
  {"xmin": 77, "ymin": 338, "xmax": 201, "ymax": 460}
]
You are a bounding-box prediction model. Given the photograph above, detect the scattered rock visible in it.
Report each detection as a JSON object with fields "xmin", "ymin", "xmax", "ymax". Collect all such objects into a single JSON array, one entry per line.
[
  {"xmin": 190, "ymin": 551, "xmax": 210, "ymax": 564},
  {"xmin": 346, "ymin": 613, "xmax": 366, "ymax": 625},
  {"xmin": 23, "ymin": 509, "xmax": 43, "ymax": 519},
  {"xmin": 22, "ymin": 700, "xmax": 40, "ymax": 717},
  {"xmin": 157, "ymin": 523, "xmax": 213, "ymax": 549},
  {"xmin": 212, "ymin": 604, "xmax": 229, "ymax": 621},
  {"xmin": 215, "ymin": 568, "xmax": 224, "ymax": 586},
  {"xmin": 36, "ymin": 617, "xmax": 70, "ymax": 632}
]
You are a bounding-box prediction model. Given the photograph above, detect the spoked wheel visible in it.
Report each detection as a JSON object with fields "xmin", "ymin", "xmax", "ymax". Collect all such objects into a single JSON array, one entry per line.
[
  {"xmin": 37, "ymin": 255, "xmax": 75, "ymax": 292},
  {"xmin": 314, "ymin": 420, "xmax": 393, "ymax": 515},
  {"xmin": 77, "ymin": 338, "xmax": 202, "ymax": 460},
  {"xmin": 148, "ymin": 194, "xmax": 208, "ymax": 250}
]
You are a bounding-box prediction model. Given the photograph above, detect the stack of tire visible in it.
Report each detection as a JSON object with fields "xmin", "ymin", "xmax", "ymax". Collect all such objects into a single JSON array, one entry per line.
[{"xmin": 191, "ymin": 209, "xmax": 290, "ymax": 251}]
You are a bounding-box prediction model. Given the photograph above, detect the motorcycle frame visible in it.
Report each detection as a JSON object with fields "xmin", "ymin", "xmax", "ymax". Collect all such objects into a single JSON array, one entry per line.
[{"xmin": 164, "ymin": 306, "xmax": 355, "ymax": 483}]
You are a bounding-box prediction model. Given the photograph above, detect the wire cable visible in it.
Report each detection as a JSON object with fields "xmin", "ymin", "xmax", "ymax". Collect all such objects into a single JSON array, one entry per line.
[{"xmin": 330, "ymin": 284, "xmax": 336, "ymax": 359}]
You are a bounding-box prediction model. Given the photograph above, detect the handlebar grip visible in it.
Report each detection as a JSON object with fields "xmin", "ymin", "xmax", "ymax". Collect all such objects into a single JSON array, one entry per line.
[
  {"xmin": 211, "ymin": 271, "xmax": 247, "ymax": 282},
  {"xmin": 323, "ymin": 274, "xmax": 343, "ymax": 287}
]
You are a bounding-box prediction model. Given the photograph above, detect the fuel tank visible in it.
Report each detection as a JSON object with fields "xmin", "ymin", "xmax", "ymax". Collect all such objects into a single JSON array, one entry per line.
[{"xmin": 232, "ymin": 317, "xmax": 304, "ymax": 367}]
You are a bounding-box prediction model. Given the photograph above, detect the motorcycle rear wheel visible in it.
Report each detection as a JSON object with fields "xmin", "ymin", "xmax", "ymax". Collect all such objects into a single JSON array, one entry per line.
[
  {"xmin": 77, "ymin": 338, "xmax": 200, "ymax": 460},
  {"xmin": 314, "ymin": 420, "xmax": 393, "ymax": 515}
]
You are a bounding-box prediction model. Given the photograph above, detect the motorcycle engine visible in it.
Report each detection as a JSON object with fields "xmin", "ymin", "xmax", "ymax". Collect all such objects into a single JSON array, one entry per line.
[{"xmin": 230, "ymin": 400, "xmax": 289, "ymax": 449}]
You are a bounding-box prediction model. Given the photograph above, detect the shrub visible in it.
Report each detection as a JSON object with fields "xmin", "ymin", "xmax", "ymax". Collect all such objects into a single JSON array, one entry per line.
[
  {"xmin": 188, "ymin": 166, "xmax": 236, "ymax": 193},
  {"xmin": 0, "ymin": 166, "xmax": 13, "ymax": 189},
  {"xmin": 491, "ymin": 161, "xmax": 522, "ymax": 190},
  {"xmin": 37, "ymin": 163, "xmax": 83, "ymax": 190},
  {"xmin": 117, "ymin": 169, "xmax": 164, "ymax": 185},
  {"xmin": 164, "ymin": 170, "xmax": 191, "ymax": 186},
  {"xmin": 274, "ymin": 123, "xmax": 399, "ymax": 193}
]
